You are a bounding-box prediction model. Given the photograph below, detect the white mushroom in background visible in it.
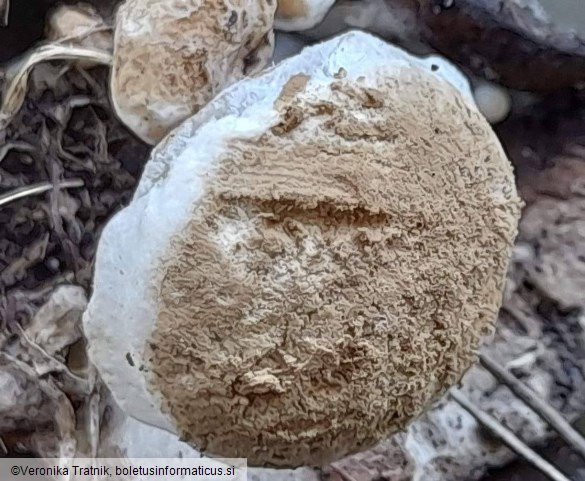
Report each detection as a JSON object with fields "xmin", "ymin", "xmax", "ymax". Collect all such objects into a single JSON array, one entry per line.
[
  {"xmin": 83, "ymin": 31, "xmax": 521, "ymax": 467},
  {"xmin": 473, "ymin": 81, "xmax": 512, "ymax": 125},
  {"xmin": 110, "ymin": 0, "xmax": 276, "ymax": 145},
  {"xmin": 275, "ymin": 0, "xmax": 336, "ymax": 31}
]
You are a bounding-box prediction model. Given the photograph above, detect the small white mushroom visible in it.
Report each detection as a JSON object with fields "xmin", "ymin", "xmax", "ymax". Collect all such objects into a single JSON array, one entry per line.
[
  {"xmin": 110, "ymin": 0, "xmax": 276, "ymax": 145},
  {"xmin": 84, "ymin": 31, "xmax": 521, "ymax": 467},
  {"xmin": 473, "ymin": 81, "xmax": 512, "ymax": 124},
  {"xmin": 275, "ymin": 0, "xmax": 335, "ymax": 31}
]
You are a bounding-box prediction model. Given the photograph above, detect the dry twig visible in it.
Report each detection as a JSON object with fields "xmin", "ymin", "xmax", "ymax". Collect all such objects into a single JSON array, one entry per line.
[
  {"xmin": 480, "ymin": 353, "xmax": 585, "ymax": 461},
  {"xmin": 0, "ymin": 44, "xmax": 112, "ymax": 129},
  {"xmin": 0, "ymin": 141, "xmax": 35, "ymax": 163},
  {"xmin": 450, "ymin": 389, "xmax": 571, "ymax": 481},
  {"xmin": 0, "ymin": 178, "xmax": 84, "ymax": 208}
]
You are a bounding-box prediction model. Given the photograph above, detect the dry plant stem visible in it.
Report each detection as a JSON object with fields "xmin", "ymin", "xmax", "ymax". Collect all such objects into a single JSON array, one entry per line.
[
  {"xmin": 0, "ymin": 141, "xmax": 35, "ymax": 163},
  {"xmin": 0, "ymin": 179, "xmax": 84, "ymax": 208},
  {"xmin": 0, "ymin": 0, "xmax": 8, "ymax": 27},
  {"xmin": 0, "ymin": 44, "xmax": 112, "ymax": 129},
  {"xmin": 480, "ymin": 353, "xmax": 585, "ymax": 461},
  {"xmin": 450, "ymin": 389, "xmax": 571, "ymax": 481}
]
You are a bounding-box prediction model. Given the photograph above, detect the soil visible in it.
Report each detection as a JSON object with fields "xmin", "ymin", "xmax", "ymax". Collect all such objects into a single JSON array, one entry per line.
[
  {"xmin": 477, "ymin": 90, "xmax": 585, "ymax": 481},
  {"xmin": 0, "ymin": 64, "xmax": 150, "ymax": 328}
]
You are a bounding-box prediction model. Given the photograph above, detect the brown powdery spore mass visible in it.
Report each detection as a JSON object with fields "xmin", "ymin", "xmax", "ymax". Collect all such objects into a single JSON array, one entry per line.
[{"xmin": 147, "ymin": 67, "xmax": 521, "ymax": 466}]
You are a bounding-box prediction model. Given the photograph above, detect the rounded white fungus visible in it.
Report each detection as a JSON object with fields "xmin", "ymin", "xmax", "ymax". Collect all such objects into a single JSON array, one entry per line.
[
  {"xmin": 110, "ymin": 0, "xmax": 276, "ymax": 145},
  {"xmin": 84, "ymin": 31, "xmax": 522, "ymax": 467},
  {"xmin": 473, "ymin": 81, "xmax": 512, "ymax": 124}
]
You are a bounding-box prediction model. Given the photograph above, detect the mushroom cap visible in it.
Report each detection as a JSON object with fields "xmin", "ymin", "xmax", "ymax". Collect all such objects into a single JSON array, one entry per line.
[
  {"xmin": 84, "ymin": 31, "xmax": 522, "ymax": 467},
  {"xmin": 110, "ymin": 0, "xmax": 275, "ymax": 145},
  {"xmin": 275, "ymin": 0, "xmax": 336, "ymax": 31}
]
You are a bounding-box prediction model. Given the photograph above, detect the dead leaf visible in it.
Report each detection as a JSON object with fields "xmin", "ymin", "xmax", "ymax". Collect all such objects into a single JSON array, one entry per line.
[{"xmin": 25, "ymin": 285, "xmax": 87, "ymax": 355}]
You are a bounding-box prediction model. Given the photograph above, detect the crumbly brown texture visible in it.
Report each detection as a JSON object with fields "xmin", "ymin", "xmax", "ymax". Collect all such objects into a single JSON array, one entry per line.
[
  {"xmin": 111, "ymin": 0, "xmax": 275, "ymax": 144},
  {"xmin": 147, "ymin": 66, "xmax": 522, "ymax": 466}
]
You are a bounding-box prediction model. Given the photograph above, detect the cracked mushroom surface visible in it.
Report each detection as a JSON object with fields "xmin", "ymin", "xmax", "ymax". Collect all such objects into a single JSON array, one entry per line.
[
  {"xmin": 110, "ymin": 0, "xmax": 275, "ymax": 145},
  {"xmin": 84, "ymin": 31, "xmax": 522, "ymax": 467}
]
